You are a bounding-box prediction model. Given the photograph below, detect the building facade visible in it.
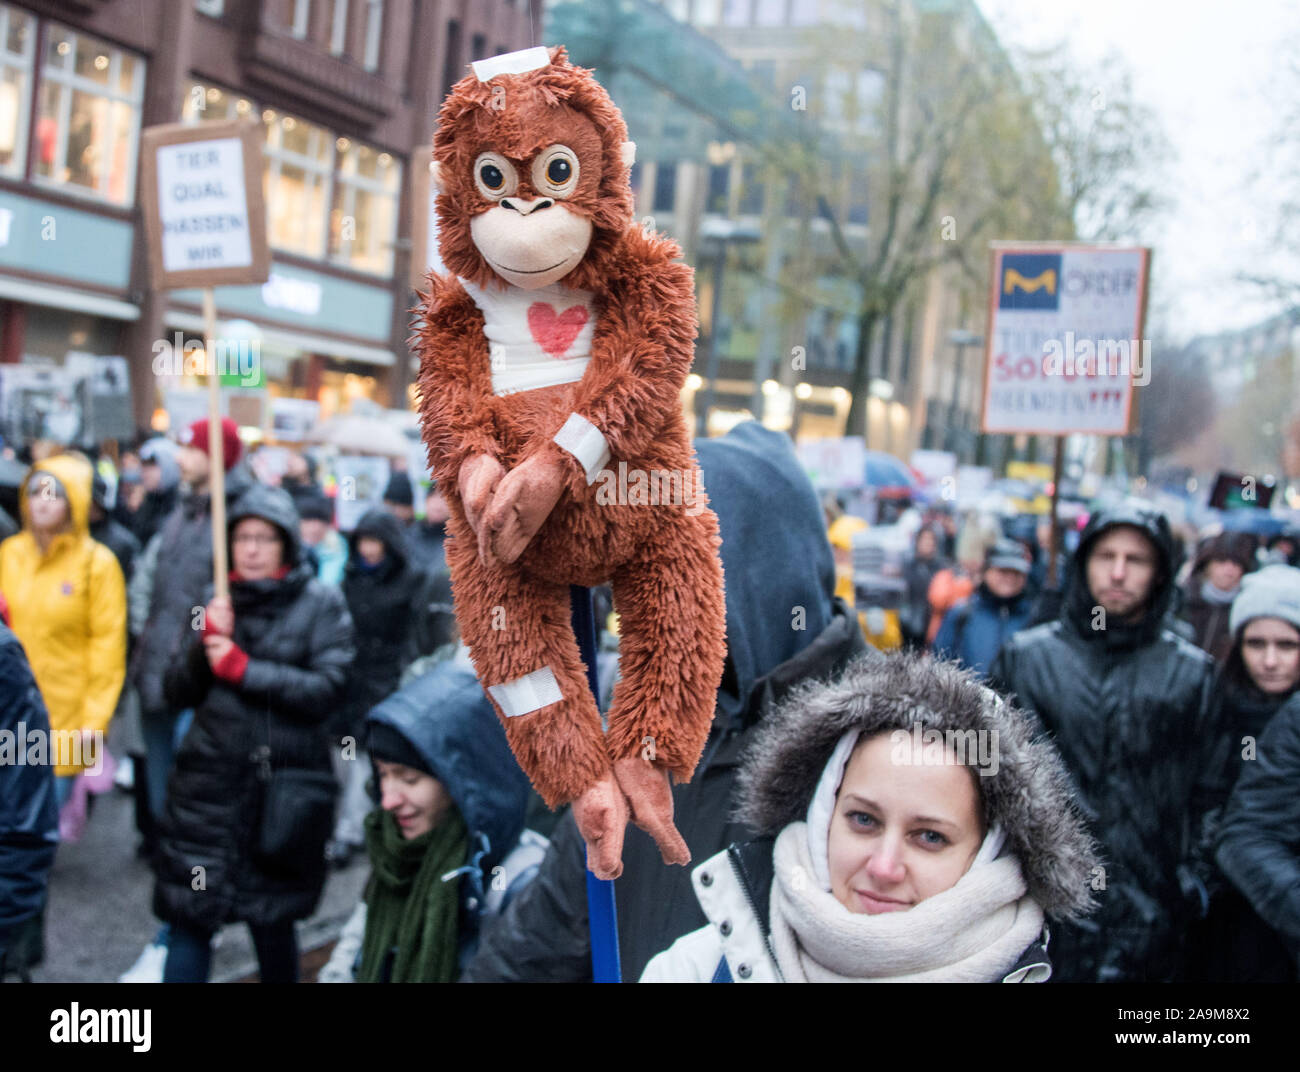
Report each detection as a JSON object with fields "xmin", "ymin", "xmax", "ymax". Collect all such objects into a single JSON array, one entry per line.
[{"xmin": 0, "ymin": 0, "xmax": 539, "ymax": 440}]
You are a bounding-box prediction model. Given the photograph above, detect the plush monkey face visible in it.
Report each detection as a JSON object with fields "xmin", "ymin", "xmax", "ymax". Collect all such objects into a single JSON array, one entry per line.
[
  {"xmin": 432, "ymin": 48, "xmax": 637, "ymax": 293},
  {"xmin": 465, "ymin": 107, "xmax": 602, "ymax": 289}
]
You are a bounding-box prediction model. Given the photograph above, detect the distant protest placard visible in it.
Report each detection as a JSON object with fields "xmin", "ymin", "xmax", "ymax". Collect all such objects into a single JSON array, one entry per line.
[
  {"xmin": 138, "ymin": 119, "xmax": 269, "ymax": 291},
  {"xmin": 980, "ymin": 244, "xmax": 1150, "ymax": 436}
]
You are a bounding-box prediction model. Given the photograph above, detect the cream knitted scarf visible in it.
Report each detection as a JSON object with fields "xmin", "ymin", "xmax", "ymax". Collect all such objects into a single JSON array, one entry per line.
[{"xmin": 769, "ymin": 821, "xmax": 1044, "ymax": 982}]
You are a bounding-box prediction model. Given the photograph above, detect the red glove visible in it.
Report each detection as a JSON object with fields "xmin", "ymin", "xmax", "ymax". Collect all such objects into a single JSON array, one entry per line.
[{"xmin": 205, "ymin": 635, "xmax": 249, "ymax": 684}]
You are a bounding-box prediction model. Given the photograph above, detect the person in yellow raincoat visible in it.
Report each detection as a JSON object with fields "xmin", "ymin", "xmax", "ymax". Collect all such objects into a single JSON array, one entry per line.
[{"xmin": 0, "ymin": 453, "xmax": 126, "ymax": 807}]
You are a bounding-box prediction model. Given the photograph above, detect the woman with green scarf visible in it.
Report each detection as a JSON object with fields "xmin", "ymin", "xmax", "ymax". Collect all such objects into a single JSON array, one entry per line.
[{"xmin": 322, "ymin": 647, "xmax": 546, "ymax": 983}]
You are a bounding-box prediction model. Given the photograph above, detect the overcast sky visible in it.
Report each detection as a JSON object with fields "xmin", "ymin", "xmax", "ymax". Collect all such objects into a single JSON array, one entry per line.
[{"xmin": 977, "ymin": 0, "xmax": 1298, "ymax": 342}]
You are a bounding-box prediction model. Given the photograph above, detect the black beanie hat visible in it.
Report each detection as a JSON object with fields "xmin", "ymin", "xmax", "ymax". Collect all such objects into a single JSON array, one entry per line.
[
  {"xmin": 366, "ymin": 721, "xmax": 434, "ymax": 778},
  {"xmin": 297, "ymin": 493, "xmax": 334, "ymax": 523},
  {"xmin": 382, "ymin": 471, "xmax": 414, "ymax": 507}
]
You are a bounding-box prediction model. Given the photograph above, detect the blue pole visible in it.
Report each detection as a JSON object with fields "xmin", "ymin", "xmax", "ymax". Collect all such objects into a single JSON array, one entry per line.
[{"xmin": 570, "ymin": 585, "xmax": 621, "ymax": 984}]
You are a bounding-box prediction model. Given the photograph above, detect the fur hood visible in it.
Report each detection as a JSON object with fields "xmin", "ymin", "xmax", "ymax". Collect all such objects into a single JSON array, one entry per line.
[{"xmin": 734, "ymin": 651, "xmax": 1097, "ymax": 921}]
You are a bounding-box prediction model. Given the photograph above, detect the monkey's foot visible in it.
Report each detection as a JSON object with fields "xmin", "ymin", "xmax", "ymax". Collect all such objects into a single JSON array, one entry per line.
[
  {"xmin": 572, "ymin": 775, "xmax": 629, "ymax": 881},
  {"xmin": 613, "ymin": 757, "xmax": 690, "ymax": 868}
]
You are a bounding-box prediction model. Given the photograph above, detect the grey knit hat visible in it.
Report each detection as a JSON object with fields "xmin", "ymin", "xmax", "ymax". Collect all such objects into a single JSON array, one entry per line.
[
  {"xmin": 734, "ymin": 651, "xmax": 1099, "ymax": 921},
  {"xmin": 1229, "ymin": 564, "xmax": 1300, "ymax": 637}
]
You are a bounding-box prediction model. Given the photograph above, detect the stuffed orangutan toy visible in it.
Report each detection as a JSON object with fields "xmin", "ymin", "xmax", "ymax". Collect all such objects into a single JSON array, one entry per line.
[{"xmin": 414, "ymin": 46, "xmax": 727, "ymax": 880}]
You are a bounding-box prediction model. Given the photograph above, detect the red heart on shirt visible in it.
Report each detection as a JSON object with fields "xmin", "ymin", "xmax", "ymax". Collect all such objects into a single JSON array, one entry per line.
[{"xmin": 527, "ymin": 302, "xmax": 588, "ymax": 359}]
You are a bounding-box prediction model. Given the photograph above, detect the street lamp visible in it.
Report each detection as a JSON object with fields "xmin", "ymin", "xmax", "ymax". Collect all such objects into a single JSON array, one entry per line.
[{"xmin": 945, "ymin": 328, "xmax": 982, "ymax": 457}]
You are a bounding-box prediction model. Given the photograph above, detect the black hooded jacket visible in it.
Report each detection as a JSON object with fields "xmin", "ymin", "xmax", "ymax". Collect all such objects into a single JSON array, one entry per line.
[
  {"xmin": 989, "ymin": 504, "xmax": 1221, "ymax": 982},
  {"xmin": 364, "ymin": 651, "xmax": 534, "ymax": 975},
  {"xmin": 340, "ymin": 509, "xmax": 423, "ymax": 726},
  {"xmin": 1215, "ymin": 692, "xmax": 1300, "ymax": 971},
  {"xmin": 153, "ymin": 485, "xmax": 356, "ymax": 931},
  {"xmin": 464, "ymin": 421, "xmax": 874, "ymax": 983}
]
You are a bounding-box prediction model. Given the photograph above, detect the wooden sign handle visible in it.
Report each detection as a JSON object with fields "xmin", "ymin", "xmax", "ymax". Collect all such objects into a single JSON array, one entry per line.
[{"xmin": 204, "ymin": 287, "xmax": 229, "ymax": 601}]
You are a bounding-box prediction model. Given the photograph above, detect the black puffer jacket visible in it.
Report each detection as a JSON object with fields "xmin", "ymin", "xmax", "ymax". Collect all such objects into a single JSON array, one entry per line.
[
  {"xmin": 339, "ymin": 509, "xmax": 422, "ymax": 729},
  {"xmin": 0, "ymin": 624, "xmax": 59, "ymax": 966},
  {"xmin": 153, "ymin": 486, "xmax": 355, "ymax": 931},
  {"xmin": 989, "ymin": 504, "xmax": 1221, "ymax": 983},
  {"xmin": 130, "ymin": 464, "xmax": 253, "ymax": 716},
  {"xmin": 464, "ymin": 421, "xmax": 872, "ymax": 983},
  {"xmin": 1215, "ymin": 692, "xmax": 1300, "ymax": 974}
]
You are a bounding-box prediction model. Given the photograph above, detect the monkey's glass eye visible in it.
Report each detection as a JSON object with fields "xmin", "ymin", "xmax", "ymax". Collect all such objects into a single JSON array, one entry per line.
[
  {"xmin": 472, "ymin": 152, "xmax": 518, "ymax": 200},
  {"xmin": 532, "ymin": 145, "xmax": 580, "ymax": 197}
]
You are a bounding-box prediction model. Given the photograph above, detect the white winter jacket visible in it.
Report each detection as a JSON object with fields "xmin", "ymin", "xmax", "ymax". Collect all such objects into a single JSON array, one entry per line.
[{"xmin": 641, "ymin": 840, "xmax": 1053, "ymax": 983}]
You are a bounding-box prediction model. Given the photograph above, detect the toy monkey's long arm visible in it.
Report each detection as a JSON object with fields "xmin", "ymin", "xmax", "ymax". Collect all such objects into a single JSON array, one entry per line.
[{"xmin": 413, "ymin": 274, "xmax": 503, "ymax": 477}]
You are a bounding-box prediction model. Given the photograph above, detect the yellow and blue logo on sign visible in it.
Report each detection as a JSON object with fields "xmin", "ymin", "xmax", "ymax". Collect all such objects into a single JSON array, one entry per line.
[{"xmin": 999, "ymin": 252, "xmax": 1061, "ymax": 310}]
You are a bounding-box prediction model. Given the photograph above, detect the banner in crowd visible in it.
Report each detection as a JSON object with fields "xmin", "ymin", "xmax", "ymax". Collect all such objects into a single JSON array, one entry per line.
[{"xmin": 981, "ymin": 244, "xmax": 1151, "ymax": 437}]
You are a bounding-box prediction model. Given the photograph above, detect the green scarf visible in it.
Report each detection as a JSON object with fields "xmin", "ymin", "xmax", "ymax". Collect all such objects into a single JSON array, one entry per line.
[{"xmin": 358, "ymin": 807, "xmax": 468, "ymax": 983}]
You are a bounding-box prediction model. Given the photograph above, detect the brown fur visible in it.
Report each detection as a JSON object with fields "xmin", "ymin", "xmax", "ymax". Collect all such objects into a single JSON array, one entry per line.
[{"xmin": 414, "ymin": 50, "xmax": 727, "ymax": 817}]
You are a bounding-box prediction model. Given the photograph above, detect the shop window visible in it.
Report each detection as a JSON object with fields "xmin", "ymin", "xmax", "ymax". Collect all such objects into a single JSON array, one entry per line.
[
  {"xmin": 705, "ymin": 163, "xmax": 729, "ymax": 214},
  {"xmin": 263, "ymin": 109, "xmax": 333, "ymax": 258},
  {"xmin": 328, "ymin": 0, "xmax": 348, "ymax": 57},
  {"xmin": 195, "ymin": 0, "xmax": 225, "ymax": 16},
  {"xmin": 291, "ymin": 0, "xmax": 312, "ymax": 39},
  {"xmin": 723, "ymin": 0, "xmax": 751, "ymax": 26},
  {"xmin": 330, "ymin": 138, "xmax": 400, "ymax": 275},
  {"xmin": 180, "ymin": 78, "xmax": 253, "ymax": 124},
  {"xmin": 754, "ymin": 0, "xmax": 786, "ymax": 26},
  {"xmin": 0, "ymin": 4, "xmax": 34, "ymax": 178},
  {"xmin": 653, "ymin": 160, "xmax": 677, "ymax": 213},
  {"xmin": 32, "ymin": 23, "xmax": 145, "ymax": 205},
  {"xmin": 363, "ymin": 0, "xmax": 383, "ymax": 72}
]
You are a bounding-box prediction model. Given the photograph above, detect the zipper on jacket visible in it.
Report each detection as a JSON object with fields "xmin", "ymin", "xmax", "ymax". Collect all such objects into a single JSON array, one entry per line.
[{"xmin": 726, "ymin": 846, "xmax": 782, "ymax": 981}]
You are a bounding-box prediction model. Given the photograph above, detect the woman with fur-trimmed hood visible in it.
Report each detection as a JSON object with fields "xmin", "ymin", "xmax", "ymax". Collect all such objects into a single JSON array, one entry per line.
[{"xmin": 641, "ymin": 652, "xmax": 1097, "ymax": 982}]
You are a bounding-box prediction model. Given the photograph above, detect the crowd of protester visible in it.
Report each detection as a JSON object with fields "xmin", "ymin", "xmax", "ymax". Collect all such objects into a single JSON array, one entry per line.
[{"xmin": 1, "ymin": 416, "xmax": 1298, "ymax": 983}]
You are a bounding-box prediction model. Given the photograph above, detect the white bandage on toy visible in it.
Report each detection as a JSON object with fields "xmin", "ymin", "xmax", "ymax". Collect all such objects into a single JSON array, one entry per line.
[{"xmin": 554, "ymin": 412, "xmax": 612, "ymax": 485}]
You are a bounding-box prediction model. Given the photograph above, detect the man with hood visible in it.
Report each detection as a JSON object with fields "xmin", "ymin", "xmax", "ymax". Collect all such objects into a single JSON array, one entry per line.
[
  {"xmin": 464, "ymin": 421, "xmax": 874, "ymax": 983},
  {"xmin": 990, "ymin": 503, "xmax": 1221, "ymax": 982},
  {"xmin": 327, "ymin": 507, "xmax": 429, "ymax": 866},
  {"xmin": 1179, "ymin": 531, "xmax": 1256, "ymax": 663},
  {"xmin": 319, "ymin": 648, "xmax": 545, "ymax": 982}
]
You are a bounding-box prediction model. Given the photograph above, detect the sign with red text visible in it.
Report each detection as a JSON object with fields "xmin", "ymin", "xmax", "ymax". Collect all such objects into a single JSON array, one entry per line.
[{"xmin": 980, "ymin": 244, "xmax": 1150, "ymax": 436}]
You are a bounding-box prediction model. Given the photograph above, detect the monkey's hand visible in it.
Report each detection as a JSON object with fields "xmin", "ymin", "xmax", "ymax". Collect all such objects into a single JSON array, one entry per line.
[
  {"xmin": 479, "ymin": 444, "xmax": 572, "ymax": 566},
  {"xmin": 613, "ymin": 756, "xmax": 690, "ymax": 867},
  {"xmin": 458, "ymin": 454, "xmax": 505, "ymax": 537},
  {"xmin": 572, "ymin": 774, "xmax": 630, "ymax": 881}
]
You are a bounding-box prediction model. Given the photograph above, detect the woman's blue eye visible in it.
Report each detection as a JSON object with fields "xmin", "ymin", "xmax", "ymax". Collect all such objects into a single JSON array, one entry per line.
[
  {"xmin": 917, "ymin": 830, "xmax": 948, "ymax": 846},
  {"xmin": 848, "ymin": 811, "xmax": 876, "ymax": 829}
]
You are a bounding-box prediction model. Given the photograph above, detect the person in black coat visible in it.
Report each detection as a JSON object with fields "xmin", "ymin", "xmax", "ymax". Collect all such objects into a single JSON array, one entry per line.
[
  {"xmin": 990, "ymin": 504, "xmax": 1222, "ymax": 982},
  {"xmin": 153, "ymin": 485, "xmax": 355, "ymax": 983},
  {"xmin": 1216, "ymin": 690, "xmax": 1300, "ymax": 977},
  {"xmin": 1194, "ymin": 565, "xmax": 1300, "ymax": 980},
  {"xmin": 900, "ymin": 525, "xmax": 947, "ymax": 649},
  {"xmin": 464, "ymin": 421, "xmax": 872, "ymax": 983},
  {"xmin": 326, "ymin": 508, "xmax": 427, "ymax": 864},
  {"xmin": 89, "ymin": 471, "xmax": 140, "ymax": 582},
  {"xmin": 0, "ymin": 623, "xmax": 59, "ymax": 981}
]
